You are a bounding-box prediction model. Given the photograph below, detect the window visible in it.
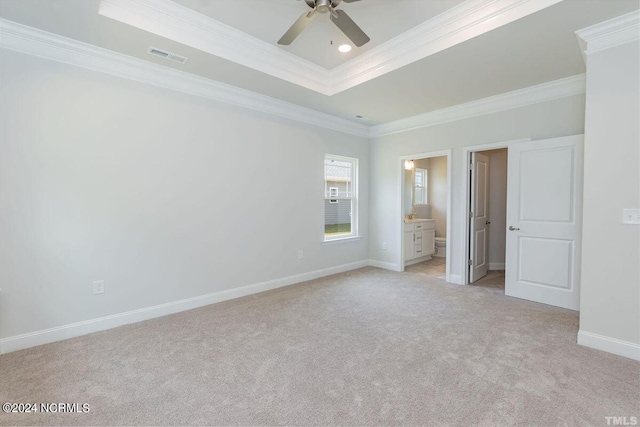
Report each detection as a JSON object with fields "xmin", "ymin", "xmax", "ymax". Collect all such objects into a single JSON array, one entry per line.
[
  {"xmin": 324, "ymin": 155, "xmax": 358, "ymax": 240},
  {"xmin": 414, "ymin": 168, "xmax": 428, "ymax": 205}
]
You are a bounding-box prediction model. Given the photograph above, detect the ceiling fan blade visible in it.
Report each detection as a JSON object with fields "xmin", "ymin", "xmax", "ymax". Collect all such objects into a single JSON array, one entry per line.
[
  {"xmin": 278, "ymin": 11, "xmax": 316, "ymax": 45},
  {"xmin": 330, "ymin": 9, "xmax": 370, "ymax": 47},
  {"xmin": 341, "ymin": 0, "xmax": 361, "ymax": 3}
]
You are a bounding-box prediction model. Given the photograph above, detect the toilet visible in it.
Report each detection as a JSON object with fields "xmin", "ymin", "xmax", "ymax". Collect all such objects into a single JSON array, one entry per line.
[{"xmin": 434, "ymin": 236, "xmax": 447, "ymax": 257}]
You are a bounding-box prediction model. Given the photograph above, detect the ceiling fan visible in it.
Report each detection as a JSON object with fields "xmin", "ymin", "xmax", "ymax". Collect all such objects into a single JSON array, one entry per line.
[{"xmin": 278, "ymin": 0, "xmax": 370, "ymax": 47}]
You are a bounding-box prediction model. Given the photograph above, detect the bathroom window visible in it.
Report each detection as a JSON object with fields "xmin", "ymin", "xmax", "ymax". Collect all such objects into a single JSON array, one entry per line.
[
  {"xmin": 414, "ymin": 168, "xmax": 428, "ymax": 205},
  {"xmin": 324, "ymin": 155, "xmax": 358, "ymax": 240}
]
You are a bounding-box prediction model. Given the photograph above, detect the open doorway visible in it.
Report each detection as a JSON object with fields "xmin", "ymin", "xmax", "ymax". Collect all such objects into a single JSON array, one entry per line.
[
  {"xmin": 462, "ymin": 136, "xmax": 583, "ymax": 311},
  {"xmin": 465, "ymin": 148, "xmax": 508, "ymax": 292},
  {"xmin": 399, "ymin": 150, "xmax": 452, "ymax": 281}
]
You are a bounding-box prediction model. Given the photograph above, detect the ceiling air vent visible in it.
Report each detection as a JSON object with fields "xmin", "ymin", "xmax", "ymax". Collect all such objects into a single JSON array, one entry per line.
[{"xmin": 147, "ymin": 47, "xmax": 189, "ymax": 64}]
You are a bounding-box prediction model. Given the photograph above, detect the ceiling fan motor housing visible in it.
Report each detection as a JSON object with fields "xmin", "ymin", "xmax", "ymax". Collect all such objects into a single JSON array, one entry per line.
[
  {"xmin": 316, "ymin": 0, "xmax": 332, "ymax": 13},
  {"xmin": 280, "ymin": 0, "xmax": 368, "ymax": 47}
]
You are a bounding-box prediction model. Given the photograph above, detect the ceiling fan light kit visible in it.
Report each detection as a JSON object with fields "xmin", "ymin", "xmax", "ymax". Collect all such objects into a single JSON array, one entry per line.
[{"xmin": 278, "ymin": 0, "xmax": 370, "ymax": 48}]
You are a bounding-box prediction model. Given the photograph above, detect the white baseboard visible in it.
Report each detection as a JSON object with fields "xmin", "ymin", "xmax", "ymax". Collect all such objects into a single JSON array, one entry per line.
[
  {"xmin": 0, "ymin": 260, "xmax": 369, "ymax": 355},
  {"xmin": 489, "ymin": 263, "xmax": 505, "ymax": 270},
  {"xmin": 448, "ymin": 274, "xmax": 463, "ymax": 285},
  {"xmin": 577, "ymin": 330, "xmax": 640, "ymax": 361},
  {"xmin": 368, "ymin": 259, "xmax": 402, "ymax": 272},
  {"xmin": 404, "ymin": 255, "xmax": 432, "ymax": 267}
]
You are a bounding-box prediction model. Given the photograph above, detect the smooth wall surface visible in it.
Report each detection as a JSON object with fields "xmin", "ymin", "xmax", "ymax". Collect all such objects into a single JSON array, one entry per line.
[
  {"xmin": 0, "ymin": 50, "xmax": 370, "ymax": 339},
  {"xmin": 369, "ymin": 95, "xmax": 586, "ymax": 279},
  {"xmin": 580, "ymin": 40, "xmax": 640, "ymax": 348},
  {"xmin": 478, "ymin": 149, "xmax": 507, "ymax": 267},
  {"xmin": 428, "ymin": 156, "xmax": 448, "ymax": 239}
]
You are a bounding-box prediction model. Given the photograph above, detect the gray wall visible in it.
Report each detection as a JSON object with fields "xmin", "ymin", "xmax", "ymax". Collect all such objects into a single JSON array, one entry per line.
[
  {"xmin": 369, "ymin": 95, "xmax": 586, "ymax": 280},
  {"xmin": 579, "ymin": 40, "xmax": 640, "ymax": 351},
  {"xmin": 478, "ymin": 149, "xmax": 507, "ymax": 268},
  {"xmin": 0, "ymin": 50, "xmax": 370, "ymax": 340},
  {"xmin": 428, "ymin": 156, "xmax": 448, "ymax": 238}
]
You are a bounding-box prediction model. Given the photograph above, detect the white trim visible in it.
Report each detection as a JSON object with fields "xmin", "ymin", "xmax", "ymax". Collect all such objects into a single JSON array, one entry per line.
[
  {"xmin": 368, "ymin": 259, "xmax": 402, "ymax": 272},
  {"xmin": 449, "ymin": 274, "xmax": 464, "ymax": 285},
  {"xmin": 97, "ymin": 0, "xmax": 561, "ymax": 96},
  {"xmin": 0, "ymin": 18, "xmax": 370, "ymax": 138},
  {"xmin": 371, "ymin": 75, "xmax": 586, "ymax": 137},
  {"xmin": 577, "ymin": 330, "xmax": 640, "ymax": 361},
  {"xmin": 323, "ymin": 154, "xmax": 359, "ymax": 241},
  {"xmin": 0, "ymin": 260, "xmax": 369, "ymax": 355},
  {"xmin": 404, "ymin": 255, "xmax": 433, "ymax": 266},
  {"xmin": 461, "ymin": 138, "xmax": 530, "ymax": 285},
  {"xmin": 0, "ymin": 18, "xmax": 589, "ymax": 140},
  {"xmin": 576, "ymin": 10, "xmax": 640, "ymax": 56},
  {"xmin": 98, "ymin": 0, "xmax": 329, "ymax": 94},
  {"xmin": 328, "ymin": 0, "xmax": 563, "ymax": 94},
  {"xmin": 489, "ymin": 262, "xmax": 505, "ymax": 270},
  {"xmin": 398, "ymin": 149, "xmax": 453, "ymax": 283},
  {"xmin": 321, "ymin": 236, "xmax": 362, "ymax": 245}
]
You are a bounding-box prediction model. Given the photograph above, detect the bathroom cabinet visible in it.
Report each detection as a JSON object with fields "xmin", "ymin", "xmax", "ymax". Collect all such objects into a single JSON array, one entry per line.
[{"xmin": 404, "ymin": 220, "xmax": 436, "ymax": 264}]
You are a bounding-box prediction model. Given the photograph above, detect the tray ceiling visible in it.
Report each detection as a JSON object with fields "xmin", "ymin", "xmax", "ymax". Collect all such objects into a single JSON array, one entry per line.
[
  {"xmin": 0, "ymin": 0, "xmax": 638, "ymax": 125},
  {"xmin": 173, "ymin": 0, "xmax": 466, "ymax": 69}
]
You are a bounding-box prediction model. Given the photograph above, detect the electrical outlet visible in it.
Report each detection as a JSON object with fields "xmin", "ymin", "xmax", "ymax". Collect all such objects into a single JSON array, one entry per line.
[
  {"xmin": 298, "ymin": 250, "xmax": 304, "ymax": 259},
  {"xmin": 93, "ymin": 280, "xmax": 105, "ymax": 295},
  {"xmin": 382, "ymin": 242, "xmax": 387, "ymax": 251},
  {"xmin": 622, "ymin": 208, "xmax": 640, "ymax": 225}
]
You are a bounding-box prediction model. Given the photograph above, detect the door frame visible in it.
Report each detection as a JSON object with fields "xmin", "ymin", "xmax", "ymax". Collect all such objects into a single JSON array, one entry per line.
[
  {"xmin": 398, "ymin": 149, "xmax": 452, "ymax": 280},
  {"xmin": 461, "ymin": 138, "xmax": 529, "ymax": 285}
]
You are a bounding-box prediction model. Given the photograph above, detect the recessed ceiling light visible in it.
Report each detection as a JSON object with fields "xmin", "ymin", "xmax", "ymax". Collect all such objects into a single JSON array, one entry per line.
[{"xmin": 338, "ymin": 44, "xmax": 352, "ymax": 53}]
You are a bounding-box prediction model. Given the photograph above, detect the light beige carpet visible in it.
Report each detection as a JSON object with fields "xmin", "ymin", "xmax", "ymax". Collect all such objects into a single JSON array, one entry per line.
[{"xmin": 1, "ymin": 259, "xmax": 638, "ymax": 426}]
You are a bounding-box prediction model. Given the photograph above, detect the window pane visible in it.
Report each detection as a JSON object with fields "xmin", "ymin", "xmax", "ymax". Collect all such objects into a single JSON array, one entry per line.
[
  {"xmin": 415, "ymin": 171, "xmax": 424, "ymax": 186},
  {"xmin": 325, "ymin": 158, "xmax": 353, "ymax": 198},
  {"xmin": 324, "ymin": 155, "xmax": 357, "ymax": 240},
  {"xmin": 324, "ymin": 199, "xmax": 352, "ymax": 237}
]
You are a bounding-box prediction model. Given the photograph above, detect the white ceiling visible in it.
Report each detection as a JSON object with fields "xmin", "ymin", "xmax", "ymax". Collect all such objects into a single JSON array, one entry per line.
[
  {"xmin": 0, "ymin": 0, "xmax": 638, "ymax": 125},
  {"xmin": 173, "ymin": 0, "xmax": 466, "ymax": 69}
]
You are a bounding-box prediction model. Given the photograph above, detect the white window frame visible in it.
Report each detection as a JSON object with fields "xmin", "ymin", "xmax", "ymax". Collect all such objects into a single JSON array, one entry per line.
[
  {"xmin": 414, "ymin": 168, "xmax": 428, "ymax": 205},
  {"xmin": 324, "ymin": 154, "xmax": 358, "ymax": 241}
]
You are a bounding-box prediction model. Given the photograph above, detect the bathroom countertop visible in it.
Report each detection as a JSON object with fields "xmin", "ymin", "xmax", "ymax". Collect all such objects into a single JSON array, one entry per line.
[{"xmin": 403, "ymin": 218, "xmax": 435, "ymax": 224}]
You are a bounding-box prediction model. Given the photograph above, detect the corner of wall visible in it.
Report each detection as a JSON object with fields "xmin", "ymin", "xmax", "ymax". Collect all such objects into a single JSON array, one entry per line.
[{"xmin": 578, "ymin": 330, "xmax": 640, "ymax": 361}]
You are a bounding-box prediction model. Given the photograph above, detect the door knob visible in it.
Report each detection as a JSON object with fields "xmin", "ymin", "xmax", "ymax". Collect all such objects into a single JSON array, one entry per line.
[
  {"xmin": 485, "ymin": 221, "xmax": 491, "ymax": 225},
  {"xmin": 508, "ymin": 226, "xmax": 520, "ymax": 231}
]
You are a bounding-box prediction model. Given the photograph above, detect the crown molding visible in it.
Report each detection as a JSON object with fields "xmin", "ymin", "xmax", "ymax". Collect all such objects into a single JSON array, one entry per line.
[
  {"xmin": 0, "ymin": 19, "xmax": 370, "ymax": 138},
  {"xmin": 0, "ymin": 18, "xmax": 589, "ymax": 140},
  {"xmin": 369, "ymin": 74, "xmax": 586, "ymax": 138},
  {"xmin": 98, "ymin": 0, "xmax": 562, "ymax": 96},
  {"xmin": 98, "ymin": 0, "xmax": 331, "ymax": 94},
  {"xmin": 326, "ymin": 0, "xmax": 563, "ymax": 94},
  {"xmin": 576, "ymin": 10, "xmax": 640, "ymax": 56}
]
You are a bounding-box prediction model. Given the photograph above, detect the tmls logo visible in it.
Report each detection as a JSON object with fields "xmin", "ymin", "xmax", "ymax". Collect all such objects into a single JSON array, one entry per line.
[{"xmin": 605, "ymin": 417, "xmax": 638, "ymax": 426}]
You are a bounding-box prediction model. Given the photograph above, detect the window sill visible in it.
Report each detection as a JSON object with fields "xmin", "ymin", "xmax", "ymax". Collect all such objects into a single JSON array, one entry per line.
[{"xmin": 322, "ymin": 236, "xmax": 363, "ymax": 245}]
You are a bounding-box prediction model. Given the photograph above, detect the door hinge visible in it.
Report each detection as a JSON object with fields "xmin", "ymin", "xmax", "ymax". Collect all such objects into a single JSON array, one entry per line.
[
  {"xmin": 469, "ymin": 211, "xmax": 473, "ymax": 218},
  {"xmin": 468, "ymin": 259, "xmax": 473, "ymax": 266},
  {"xmin": 469, "ymin": 162, "xmax": 474, "ymax": 171}
]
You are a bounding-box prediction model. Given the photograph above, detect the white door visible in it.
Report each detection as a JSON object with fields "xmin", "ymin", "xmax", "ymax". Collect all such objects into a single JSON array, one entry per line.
[
  {"xmin": 470, "ymin": 152, "xmax": 490, "ymax": 282},
  {"xmin": 505, "ymin": 135, "xmax": 583, "ymax": 310}
]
